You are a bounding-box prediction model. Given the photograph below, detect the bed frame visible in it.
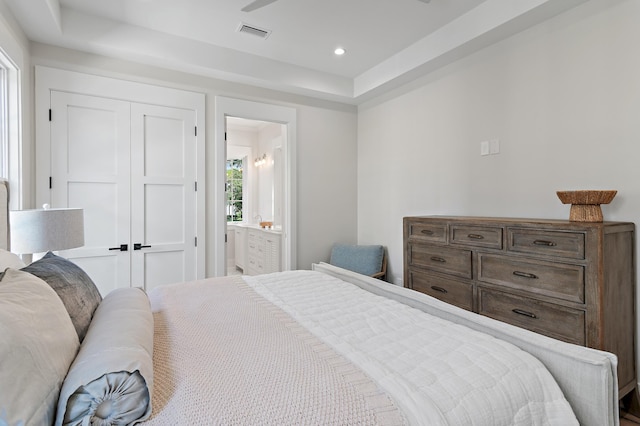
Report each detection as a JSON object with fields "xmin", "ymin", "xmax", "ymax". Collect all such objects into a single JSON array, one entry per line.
[{"xmin": 313, "ymin": 262, "xmax": 619, "ymax": 426}]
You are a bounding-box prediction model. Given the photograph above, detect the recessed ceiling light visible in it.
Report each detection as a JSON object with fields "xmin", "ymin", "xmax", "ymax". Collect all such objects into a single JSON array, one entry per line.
[{"xmin": 334, "ymin": 47, "xmax": 346, "ymax": 56}]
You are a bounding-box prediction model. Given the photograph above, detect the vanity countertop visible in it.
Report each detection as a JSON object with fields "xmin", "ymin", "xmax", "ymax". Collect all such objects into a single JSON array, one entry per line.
[{"xmin": 229, "ymin": 223, "xmax": 282, "ymax": 235}]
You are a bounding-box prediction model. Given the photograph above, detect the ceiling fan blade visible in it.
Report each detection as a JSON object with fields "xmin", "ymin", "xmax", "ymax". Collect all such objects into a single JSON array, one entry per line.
[{"xmin": 241, "ymin": 0, "xmax": 279, "ymax": 12}]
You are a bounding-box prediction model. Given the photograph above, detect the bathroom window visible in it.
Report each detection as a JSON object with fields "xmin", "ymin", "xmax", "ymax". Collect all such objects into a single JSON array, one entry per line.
[{"xmin": 226, "ymin": 158, "xmax": 243, "ymax": 222}]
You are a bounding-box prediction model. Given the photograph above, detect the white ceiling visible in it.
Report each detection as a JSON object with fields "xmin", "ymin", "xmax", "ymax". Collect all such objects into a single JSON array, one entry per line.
[
  {"xmin": 227, "ymin": 116, "xmax": 269, "ymax": 131},
  {"xmin": 6, "ymin": 0, "xmax": 588, "ymax": 104}
]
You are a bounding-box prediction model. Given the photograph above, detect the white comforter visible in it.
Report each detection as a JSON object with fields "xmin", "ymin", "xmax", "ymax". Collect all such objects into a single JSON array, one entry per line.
[{"xmin": 244, "ymin": 271, "xmax": 578, "ymax": 426}]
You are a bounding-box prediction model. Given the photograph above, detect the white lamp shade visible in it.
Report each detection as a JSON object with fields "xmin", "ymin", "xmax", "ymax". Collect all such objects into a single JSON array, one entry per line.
[{"xmin": 10, "ymin": 208, "xmax": 84, "ymax": 254}]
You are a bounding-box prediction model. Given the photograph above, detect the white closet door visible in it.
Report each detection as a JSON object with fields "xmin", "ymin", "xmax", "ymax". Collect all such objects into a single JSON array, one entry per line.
[
  {"xmin": 50, "ymin": 91, "xmax": 131, "ymax": 295},
  {"xmin": 130, "ymin": 104, "xmax": 197, "ymax": 291}
]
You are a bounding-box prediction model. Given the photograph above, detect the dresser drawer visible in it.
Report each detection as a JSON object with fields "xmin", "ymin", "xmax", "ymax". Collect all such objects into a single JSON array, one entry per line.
[
  {"xmin": 408, "ymin": 222, "xmax": 447, "ymax": 243},
  {"xmin": 478, "ymin": 253, "xmax": 584, "ymax": 303},
  {"xmin": 478, "ymin": 288, "xmax": 585, "ymax": 345},
  {"xmin": 247, "ymin": 255, "xmax": 264, "ymax": 274},
  {"xmin": 410, "ymin": 272, "xmax": 473, "ymax": 311},
  {"xmin": 507, "ymin": 228, "xmax": 585, "ymax": 259},
  {"xmin": 409, "ymin": 244, "xmax": 472, "ymax": 279},
  {"xmin": 450, "ymin": 225, "xmax": 502, "ymax": 249}
]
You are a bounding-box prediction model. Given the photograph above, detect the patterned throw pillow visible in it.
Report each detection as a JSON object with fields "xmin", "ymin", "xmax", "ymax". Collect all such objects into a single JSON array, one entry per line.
[{"xmin": 23, "ymin": 252, "xmax": 102, "ymax": 342}]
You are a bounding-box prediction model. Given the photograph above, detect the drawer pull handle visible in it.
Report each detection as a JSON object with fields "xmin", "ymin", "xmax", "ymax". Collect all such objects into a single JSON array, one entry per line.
[
  {"xmin": 421, "ymin": 230, "xmax": 434, "ymax": 235},
  {"xmin": 512, "ymin": 308, "xmax": 537, "ymax": 319},
  {"xmin": 467, "ymin": 234, "xmax": 484, "ymax": 240},
  {"xmin": 430, "ymin": 256, "xmax": 446, "ymax": 263},
  {"xmin": 513, "ymin": 271, "xmax": 538, "ymax": 279},
  {"xmin": 533, "ymin": 239, "xmax": 556, "ymax": 246},
  {"xmin": 431, "ymin": 286, "xmax": 448, "ymax": 294}
]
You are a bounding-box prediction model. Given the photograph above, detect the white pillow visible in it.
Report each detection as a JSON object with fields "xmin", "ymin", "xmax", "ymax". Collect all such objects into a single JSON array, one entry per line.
[
  {"xmin": 0, "ymin": 248, "xmax": 25, "ymax": 270},
  {"xmin": 0, "ymin": 268, "xmax": 80, "ymax": 425}
]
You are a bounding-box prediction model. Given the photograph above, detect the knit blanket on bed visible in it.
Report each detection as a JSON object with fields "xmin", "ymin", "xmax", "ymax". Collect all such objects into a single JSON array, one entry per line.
[
  {"xmin": 245, "ymin": 271, "xmax": 579, "ymax": 426},
  {"xmin": 143, "ymin": 275, "xmax": 406, "ymax": 425}
]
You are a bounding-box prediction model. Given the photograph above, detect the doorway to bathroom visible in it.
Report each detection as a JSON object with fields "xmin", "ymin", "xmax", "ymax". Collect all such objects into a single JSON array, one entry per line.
[
  {"xmin": 225, "ymin": 117, "xmax": 285, "ymax": 276},
  {"xmin": 214, "ymin": 97, "xmax": 296, "ymax": 277}
]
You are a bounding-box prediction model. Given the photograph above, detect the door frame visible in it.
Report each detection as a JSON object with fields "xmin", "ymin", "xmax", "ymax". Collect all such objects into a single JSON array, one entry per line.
[
  {"xmin": 35, "ymin": 66, "xmax": 206, "ymax": 279},
  {"xmin": 214, "ymin": 96, "xmax": 297, "ymax": 276}
]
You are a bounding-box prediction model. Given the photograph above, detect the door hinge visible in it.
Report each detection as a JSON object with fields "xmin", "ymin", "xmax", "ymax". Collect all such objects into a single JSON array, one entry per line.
[
  {"xmin": 224, "ymin": 132, "xmax": 227, "ymax": 141},
  {"xmin": 194, "ymin": 181, "xmax": 198, "ymax": 192},
  {"xmin": 195, "ymin": 237, "xmax": 198, "ymax": 247},
  {"xmin": 195, "ymin": 126, "xmax": 197, "ymax": 136},
  {"xmin": 224, "ymin": 234, "xmax": 227, "ymax": 243},
  {"xmin": 49, "ymin": 177, "xmax": 52, "ymax": 189},
  {"xmin": 49, "ymin": 109, "xmax": 52, "ymax": 121}
]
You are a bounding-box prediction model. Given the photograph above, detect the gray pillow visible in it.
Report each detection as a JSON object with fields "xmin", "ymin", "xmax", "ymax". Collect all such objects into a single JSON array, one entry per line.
[
  {"xmin": 0, "ymin": 268, "xmax": 80, "ymax": 425},
  {"xmin": 56, "ymin": 287, "xmax": 154, "ymax": 426},
  {"xmin": 22, "ymin": 251, "xmax": 102, "ymax": 342}
]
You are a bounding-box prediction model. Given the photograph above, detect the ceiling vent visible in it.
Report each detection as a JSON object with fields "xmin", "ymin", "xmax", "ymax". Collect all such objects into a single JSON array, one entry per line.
[{"xmin": 237, "ymin": 23, "xmax": 271, "ymax": 39}]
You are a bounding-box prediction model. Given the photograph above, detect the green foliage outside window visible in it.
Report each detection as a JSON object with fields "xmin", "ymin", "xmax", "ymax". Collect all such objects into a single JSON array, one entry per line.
[{"xmin": 226, "ymin": 159, "xmax": 243, "ymax": 222}]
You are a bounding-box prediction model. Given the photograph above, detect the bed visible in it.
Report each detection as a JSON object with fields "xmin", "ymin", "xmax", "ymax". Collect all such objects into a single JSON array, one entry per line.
[{"xmin": 0, "ymin": 180, "xmax": 620, "ymax": 426}]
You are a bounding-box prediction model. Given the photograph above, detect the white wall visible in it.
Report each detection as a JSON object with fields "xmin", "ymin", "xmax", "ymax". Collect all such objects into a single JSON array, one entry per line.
[
  {"xmin": 297, "ymin": 106, "xmax": 359, "ymax": 265},
  {"xmin": 27, "ymin": 43, "xmax": 358, "ymax": 273},
  {"xmin": 358, "ymin": 0, "xmax": 640, "ymax": 286}
]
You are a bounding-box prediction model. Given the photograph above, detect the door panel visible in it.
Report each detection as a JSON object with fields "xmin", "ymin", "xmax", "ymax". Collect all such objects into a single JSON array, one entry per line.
[
  {"xmin": 68, "ymin": 182, "xmax": 118, "ymax": 248},
  {"xmin": 143, "ymin": 115, "xmax": 185, "ymax": 178},
  {"xmin": 144, "ymin": 251, "xmax": 186, "ymax": 291},
  {"xmin": 66, "ymin": 106, "xmax": 119, "ymax": 176},
  {"xmin": 145, "ymin": 184, "xmax": 185, "ymax": 243},
  {"xmin": 51, "ymin": 91, "xmax": 131, "ymax": 295},
  {"xmin": 130, "ymin": 104, "xmax": 197, "ymax": 291}
]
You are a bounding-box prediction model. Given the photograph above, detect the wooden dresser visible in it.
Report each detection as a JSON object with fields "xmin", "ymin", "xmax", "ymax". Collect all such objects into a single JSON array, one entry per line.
[{"xmin": 403, "ymin": 216, "xmax": 636, "ymax": 399}]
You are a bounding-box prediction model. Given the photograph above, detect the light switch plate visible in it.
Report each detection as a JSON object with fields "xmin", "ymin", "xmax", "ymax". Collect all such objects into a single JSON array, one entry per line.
[{"xmin": 480, "ymin": 141, "xmax": 490, "ymax": 156}]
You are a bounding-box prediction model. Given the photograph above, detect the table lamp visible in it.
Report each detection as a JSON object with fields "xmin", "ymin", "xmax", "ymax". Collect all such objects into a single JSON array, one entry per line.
[{"xmin": 10, "ymin": 204, "xmax": 84, "ymax": 263}]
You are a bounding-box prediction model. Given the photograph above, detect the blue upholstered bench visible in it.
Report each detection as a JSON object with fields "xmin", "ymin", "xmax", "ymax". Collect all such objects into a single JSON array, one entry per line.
[{"xmin": 329, "ymin": 244, "xmax": 387, "ymax": 280}]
